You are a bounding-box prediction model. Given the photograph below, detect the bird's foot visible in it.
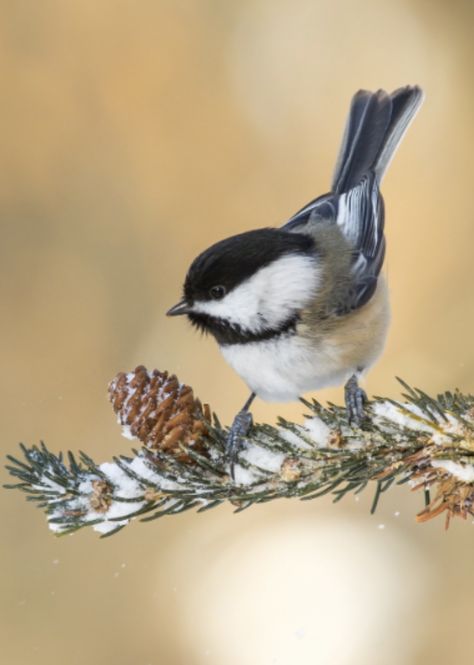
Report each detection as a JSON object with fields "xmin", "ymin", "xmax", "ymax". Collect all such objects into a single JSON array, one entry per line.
[
  {"xmin": 344, "ymin": 375, "xmax": 367, "ymax": 426},
  {"xmin": 227, "ymin": 409, "xmax": 253, "ymax": 481}
]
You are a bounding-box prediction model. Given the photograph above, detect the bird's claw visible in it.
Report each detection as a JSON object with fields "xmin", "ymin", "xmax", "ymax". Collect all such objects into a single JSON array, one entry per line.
[
  {"xmin": 227, "ymin": 410, "xmax": 253, "ymax": 480},
  {"xmin": 344, "ymin": 375, "xmax": 367, "ymax": 426}
]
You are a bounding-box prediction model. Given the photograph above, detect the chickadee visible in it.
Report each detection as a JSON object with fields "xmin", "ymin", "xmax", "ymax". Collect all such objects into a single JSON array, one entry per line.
[{"xmin": 168, "ymin": 86, "xmax": 424, "ymax": 474}]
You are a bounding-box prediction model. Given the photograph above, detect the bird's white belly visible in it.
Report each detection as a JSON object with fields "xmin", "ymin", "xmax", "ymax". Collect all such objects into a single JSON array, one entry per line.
[{"xmin": 220, "ymin": 334, "xmax": 355, "ymax": 402}]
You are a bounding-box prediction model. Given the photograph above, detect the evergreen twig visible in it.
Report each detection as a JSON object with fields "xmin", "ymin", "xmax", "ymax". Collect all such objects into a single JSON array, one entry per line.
[{"xmin": 4, "ymin": 367, "xmax": 474, "ymax": 536}]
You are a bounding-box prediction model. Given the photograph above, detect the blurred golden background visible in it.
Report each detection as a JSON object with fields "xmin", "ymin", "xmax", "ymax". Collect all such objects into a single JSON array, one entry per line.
[{"xmin": 1, "ymin": 1, "xmax": 474, "ymax": 664}]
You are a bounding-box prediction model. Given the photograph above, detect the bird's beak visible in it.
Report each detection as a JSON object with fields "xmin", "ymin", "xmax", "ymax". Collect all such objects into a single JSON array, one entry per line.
[{"xmin": 166, "ymin": 300, "xmax": 192, "ymax": 317}]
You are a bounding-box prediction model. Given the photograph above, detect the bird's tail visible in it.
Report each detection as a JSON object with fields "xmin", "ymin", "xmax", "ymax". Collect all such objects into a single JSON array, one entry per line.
[{"xmin": 331, "ymin": 86, "xmax": 424, "ymax": 194}]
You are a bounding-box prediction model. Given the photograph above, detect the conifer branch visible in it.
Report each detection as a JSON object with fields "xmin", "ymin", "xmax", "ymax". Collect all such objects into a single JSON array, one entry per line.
[{"xmin": 5, "ymin": 366, "xmax": 474, "ymax": 536}]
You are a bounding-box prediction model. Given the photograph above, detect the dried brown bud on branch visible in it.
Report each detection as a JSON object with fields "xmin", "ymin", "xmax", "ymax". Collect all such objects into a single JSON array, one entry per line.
[
  {"xmin": 280, "ymin": 457, "xmax": 303, "ymax": 483},
  {"xmin": 108, "ymin": 366, "xmax": 211, "ymax": 461},
  {"xmin": 411, "ymin": 453, "xmax": 474, "ymax": 529},
  {"xmin": 89, "ymin": 479, "xmax": 113, "ymax": 513}
]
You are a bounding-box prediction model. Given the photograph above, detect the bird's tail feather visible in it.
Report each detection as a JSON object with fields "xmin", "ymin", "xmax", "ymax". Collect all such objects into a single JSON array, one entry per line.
[{"xmin": 332, "ymin": 86, "xmax": 424, "ymax": 194}]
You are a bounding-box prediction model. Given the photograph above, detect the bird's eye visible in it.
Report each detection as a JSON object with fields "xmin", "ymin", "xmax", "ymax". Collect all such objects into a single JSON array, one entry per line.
[{"xmin": 209, "ymin": 285, "xmax": 226, "ymax": 300}]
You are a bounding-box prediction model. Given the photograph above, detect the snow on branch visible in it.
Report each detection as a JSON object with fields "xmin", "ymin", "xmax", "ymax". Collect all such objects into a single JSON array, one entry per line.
[{"xmin": 5, "ymin": 366, "xmax": 474, "ymax": 537}]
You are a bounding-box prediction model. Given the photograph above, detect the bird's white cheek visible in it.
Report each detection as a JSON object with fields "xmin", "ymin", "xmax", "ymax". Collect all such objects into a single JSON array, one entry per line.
[
  {"xmin": 192, "ymin": 254, "xmax": 321, "ymax": 331},
  {"xmin": 192, "ymin": 286, "xmax": 260, "ymax": 326}
]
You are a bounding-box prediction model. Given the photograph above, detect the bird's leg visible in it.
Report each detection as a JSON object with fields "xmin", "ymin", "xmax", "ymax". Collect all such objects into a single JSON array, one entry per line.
[
  {"xmin": 227, "ymin": 392, "xmax": 256, "ymax": 480},
  {"xmin": 344, "ymin": 374, "xmax": 367, "ymax": 425}
]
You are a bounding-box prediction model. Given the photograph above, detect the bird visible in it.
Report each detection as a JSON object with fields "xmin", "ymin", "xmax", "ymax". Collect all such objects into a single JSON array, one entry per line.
[{"xmin": 167, "ymin": 86, "xmax": 424, "ymax": 477}]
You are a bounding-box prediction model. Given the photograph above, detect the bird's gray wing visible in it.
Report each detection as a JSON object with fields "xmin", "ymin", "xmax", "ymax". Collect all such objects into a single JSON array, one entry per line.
[{"xmin": 283, "ymin": 172, "xmax": 384, "ymax": 312}]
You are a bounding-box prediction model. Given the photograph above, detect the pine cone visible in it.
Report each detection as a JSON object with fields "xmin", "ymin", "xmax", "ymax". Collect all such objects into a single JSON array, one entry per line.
[{"xmin": 108, "ymin": 366, "xmax": 211, "ymax": 461}]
